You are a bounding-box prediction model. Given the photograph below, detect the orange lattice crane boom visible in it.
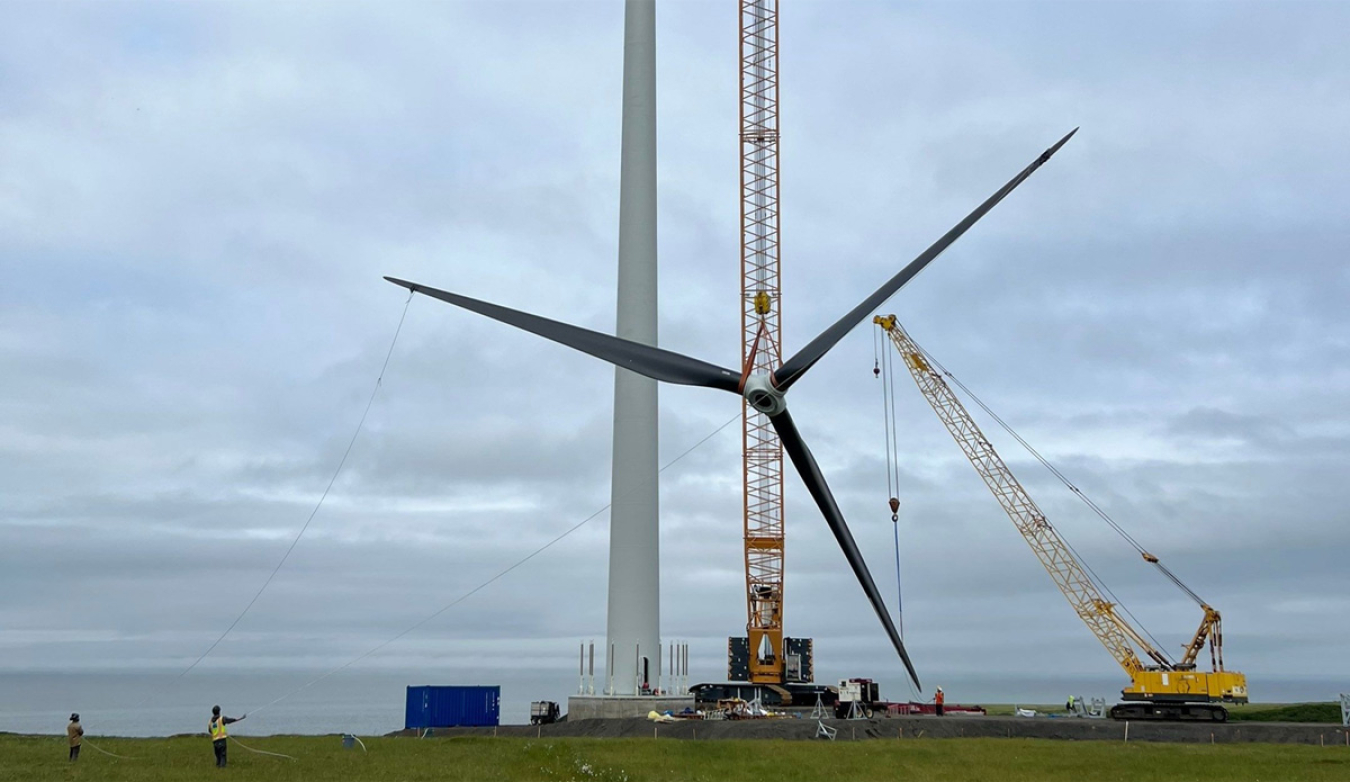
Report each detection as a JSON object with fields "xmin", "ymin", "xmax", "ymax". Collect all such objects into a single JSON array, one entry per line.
[{"xmin": 739, "ymin": 0, "xmax": 786, "ymax": 684}]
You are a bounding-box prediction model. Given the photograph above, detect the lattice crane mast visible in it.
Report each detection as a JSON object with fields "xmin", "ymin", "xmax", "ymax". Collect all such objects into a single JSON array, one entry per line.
[
  {"xmin": 738, "ymin": 0, "xmax": 787, "ymax": 685},
  {"xmin": 874, "ymin": 315, "xmax": 1248, "ymax": 721}
]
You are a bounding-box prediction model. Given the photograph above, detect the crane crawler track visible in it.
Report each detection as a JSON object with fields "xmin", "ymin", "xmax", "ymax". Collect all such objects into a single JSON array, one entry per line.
[{"xmin": 1110, "ymin": 702, "xmax": 1230, "ymax": 722}]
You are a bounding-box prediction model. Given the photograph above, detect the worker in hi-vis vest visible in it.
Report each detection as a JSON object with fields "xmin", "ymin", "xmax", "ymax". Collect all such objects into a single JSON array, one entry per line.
[
  {"xmin": 934, "ymin": 687, "xmax": 945, "ymax": 717},
  {"xmin": 209, "ymin": 705, "xmax": 246, "ymax": 767}
]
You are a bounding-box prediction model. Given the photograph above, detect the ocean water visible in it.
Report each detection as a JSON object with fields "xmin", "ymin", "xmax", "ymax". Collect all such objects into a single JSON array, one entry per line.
[
  {"xmin": 1, "ymin": 670, "xmax": 1344, "ymax": 738},
  {"xmin": 0, "ymin": 670, "xmax": 569, "ymax": 738}
]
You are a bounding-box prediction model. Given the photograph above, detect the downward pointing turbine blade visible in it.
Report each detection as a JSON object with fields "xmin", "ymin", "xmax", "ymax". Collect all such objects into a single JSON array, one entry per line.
[
  {"xmin": 774, "ymin": 128, "xmax": 1079, "ymax": 392},
  {"xmin": 770, "ymin": 408, "xmax": 922, "ymax": 690},
  {"xmin": 385, "ymin": 277, "xmax": 741, "ymax": 392}
]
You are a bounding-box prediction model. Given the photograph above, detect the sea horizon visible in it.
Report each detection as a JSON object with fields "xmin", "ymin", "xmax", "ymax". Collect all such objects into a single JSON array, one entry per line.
[{"xmin": 1, "ymin": 669, "xmax": 1345, "ymax": 738}]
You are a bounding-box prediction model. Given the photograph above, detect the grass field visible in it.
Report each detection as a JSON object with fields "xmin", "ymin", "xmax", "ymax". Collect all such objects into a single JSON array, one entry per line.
[
  {"xmin": 4, "ymin": 733, "xmax": 1348, "ymax": 782},
  {"xmin": 978, "ymin": 702, "xmax": 1345, "ymax": 722},
  {"xmin": 1227, "ymin": 703, "xmax": 1344, "ymax": 723}
]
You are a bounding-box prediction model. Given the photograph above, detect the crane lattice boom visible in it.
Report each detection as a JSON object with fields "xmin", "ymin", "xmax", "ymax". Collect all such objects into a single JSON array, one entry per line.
[
  {"xmin": 875, "ymin": 315, "xmax": 1247, "ymax": 714},
  {"xmin": 740, "ymin": 0, "xmax": 786, "ymax": 683},
  {"xmin": 874, "ymin": 315, "xmax": 1155, "ymax": 675}
]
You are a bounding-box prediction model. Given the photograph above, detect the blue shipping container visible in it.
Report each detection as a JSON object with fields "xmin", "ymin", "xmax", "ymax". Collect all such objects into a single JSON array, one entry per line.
[{"xmin": 405, "ymin": 685, "xmax": 501, "ymax": 729}]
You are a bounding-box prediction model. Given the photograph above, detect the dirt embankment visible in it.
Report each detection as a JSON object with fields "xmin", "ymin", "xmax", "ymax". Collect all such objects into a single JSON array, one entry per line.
[{"xmin": 396, "ymin": 715, "xmax": 1350, "ymax": 747}]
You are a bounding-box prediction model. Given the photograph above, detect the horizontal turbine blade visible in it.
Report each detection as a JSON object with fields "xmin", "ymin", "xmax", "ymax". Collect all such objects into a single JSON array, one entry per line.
[
  {"xmin": 770, "ymin": 407, "xmax": 922, "ymax": 690},
  {"xmin": 774, "ymin": 128, "xmax": 1079, "ymax": 392},
  {"xmin": 386, "ymin": 277, "xmax": 742, "ymax": 392}
]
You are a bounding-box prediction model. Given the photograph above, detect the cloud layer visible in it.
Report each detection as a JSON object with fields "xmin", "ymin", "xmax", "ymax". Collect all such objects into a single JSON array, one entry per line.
[{"xmin": 2, "ymin": 1, "xmax": 1347, "ymax": 708}]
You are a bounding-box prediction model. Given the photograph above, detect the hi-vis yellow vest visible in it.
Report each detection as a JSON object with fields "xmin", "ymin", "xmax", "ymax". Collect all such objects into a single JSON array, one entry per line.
[{"xmin": 210, "ymin": 716, "xmax": 228, "ymax": 740}]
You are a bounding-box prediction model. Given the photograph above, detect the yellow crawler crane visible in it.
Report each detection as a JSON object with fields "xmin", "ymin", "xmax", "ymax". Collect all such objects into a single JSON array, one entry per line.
[{"xmin": 875, "ymin": 315, "xmax": 1247, "ymax": 721}]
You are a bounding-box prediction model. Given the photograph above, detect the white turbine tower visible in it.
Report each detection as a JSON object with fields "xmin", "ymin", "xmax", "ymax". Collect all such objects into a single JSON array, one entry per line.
[{"xmin": 606, "ymin": 0, "xmax": 660, "ymax": 701}]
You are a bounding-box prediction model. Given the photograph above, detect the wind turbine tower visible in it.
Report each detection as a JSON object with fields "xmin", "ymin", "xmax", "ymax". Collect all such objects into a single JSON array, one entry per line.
[{"xmin": 605, "ymin": 0, "xmax": 661, "ymax": 700}]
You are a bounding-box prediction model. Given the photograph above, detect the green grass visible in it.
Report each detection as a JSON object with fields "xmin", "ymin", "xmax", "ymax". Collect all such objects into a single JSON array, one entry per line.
[
  {"xmin": 978, "ymin": 702, "xmax": 1346, "ymax": 723},
  {"xmin": 3, "ymin": 734, "xmax": 1348, "ymax": 782},
  {"xmin": 1228, "ymin": 703, "xmax": 1344, "ymax": 723}
]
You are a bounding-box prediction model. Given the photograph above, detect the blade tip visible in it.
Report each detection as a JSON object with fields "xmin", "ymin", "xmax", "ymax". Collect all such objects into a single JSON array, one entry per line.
[{"xmin": 1040, "ymin": 127, "xmax": 1079, "ymax": 162}]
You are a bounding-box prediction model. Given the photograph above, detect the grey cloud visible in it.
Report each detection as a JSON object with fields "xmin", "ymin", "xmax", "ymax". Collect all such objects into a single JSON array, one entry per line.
[{"xmin": 1, "ymin": 0, "xmax": 1347, "ymax": 700}]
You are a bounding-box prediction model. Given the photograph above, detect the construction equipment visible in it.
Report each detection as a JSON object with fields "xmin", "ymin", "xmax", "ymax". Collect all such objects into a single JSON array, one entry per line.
[
  {"xmin": 875, "ymin": 315, "xmax": 1248, "ymax": 722},
  {"xmin": 736, "ymin": 0, "xmax": 790, "ymax": 685},
  {"xmin": 834, "ymin": 678, "xmax": 879, "ymax": 719},
  {"xmin": 529, "ymin": 701, "xmax": 560, "ymax": 726}
]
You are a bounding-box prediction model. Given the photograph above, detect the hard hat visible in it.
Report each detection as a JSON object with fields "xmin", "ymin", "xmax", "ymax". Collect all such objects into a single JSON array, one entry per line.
[
  {"xmin": 212, "ymin": 705, "xmax": 221, "ymax": 715},
  {"xmin": 936, "ymin": 686, "xmax": 943, "ymax": 692},
  {"xmin": 70, "ymin": 713, "xmax": 79, "ymax": 721}
]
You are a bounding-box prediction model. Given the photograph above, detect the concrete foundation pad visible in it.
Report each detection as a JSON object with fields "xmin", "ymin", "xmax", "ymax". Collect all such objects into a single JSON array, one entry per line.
[{"xmin": 567, "ymin": 695, "xmax": 695, "ymax": 720}]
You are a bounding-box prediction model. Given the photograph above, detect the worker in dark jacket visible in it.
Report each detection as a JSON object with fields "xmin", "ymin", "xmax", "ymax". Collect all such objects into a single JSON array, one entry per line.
[
  {"xmin": 67, "ymin": 714, "xmax": 83, "ymax": 761},
  {"xmin": 934, "ymin": 687, "xmax": 945, "ymax": 717},
  {"xmin": 209, "ymin": 705, "xmax": 246, "ymax": 767}
]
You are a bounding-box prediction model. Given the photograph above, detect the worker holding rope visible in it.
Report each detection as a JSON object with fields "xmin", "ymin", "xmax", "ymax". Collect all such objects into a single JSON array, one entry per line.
[{"xmin": 209, "ymin": 705, "xmax": 246, "ymax": 768}]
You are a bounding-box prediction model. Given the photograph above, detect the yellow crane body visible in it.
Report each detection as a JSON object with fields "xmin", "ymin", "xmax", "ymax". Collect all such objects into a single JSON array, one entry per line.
[
  {"xmin": 1125, "ymin": 670, "xmax": 1248, "ymax": 703},
  {"xmin": 875, "ymin": 315, "xmax": 1247, "ymax": 720}
]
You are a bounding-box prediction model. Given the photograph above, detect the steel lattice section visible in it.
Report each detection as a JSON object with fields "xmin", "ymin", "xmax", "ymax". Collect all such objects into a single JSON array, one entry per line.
[{"xmin": 739, "ymin": 0, "xmax": 786, "ymax": 682}]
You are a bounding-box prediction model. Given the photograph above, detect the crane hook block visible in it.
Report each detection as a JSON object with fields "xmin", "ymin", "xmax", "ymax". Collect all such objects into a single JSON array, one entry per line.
[
  {"xmin": 888, "ymin": 497, "xmax": 900, "ymax": 515},
  {"xmin": 753, "ymin": 290, "xmax": 773, "ymax": 315},
  {"xmin": 1142, "ymin": 552, "xmax": 1159, "ymax": 563}
]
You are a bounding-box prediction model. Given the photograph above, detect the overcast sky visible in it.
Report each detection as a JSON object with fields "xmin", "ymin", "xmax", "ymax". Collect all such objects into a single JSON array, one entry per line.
[{"xmin": 2, "ymin": 0, "xmax": 1347, "ymax": 708}]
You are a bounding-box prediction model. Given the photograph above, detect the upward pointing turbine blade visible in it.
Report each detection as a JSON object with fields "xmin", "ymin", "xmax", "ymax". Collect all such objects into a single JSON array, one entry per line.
[
  {"xmin": 773, "ymin": 128, "xmax": 1078, "ymax": 392},
  {"xmin": 384, "ymin": 277, "xmax": 742, "ymax": 392},
  {"xmin": 770, "ymin": 408, "xmax": 922, "ymax": 690}
]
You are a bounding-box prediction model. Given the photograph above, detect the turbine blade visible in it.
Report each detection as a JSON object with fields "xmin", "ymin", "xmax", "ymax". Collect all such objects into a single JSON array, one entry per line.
[
  {"xmin": 770, "ymin": 407, "xmax": 922, "ymax": 690},
  {"xmin": 386, "ymin": 277, "xmax": 742, "ymax": 392},
  {"xmin": 774, "ymin": 128, "xmax": 1078, "ymax": 391}
]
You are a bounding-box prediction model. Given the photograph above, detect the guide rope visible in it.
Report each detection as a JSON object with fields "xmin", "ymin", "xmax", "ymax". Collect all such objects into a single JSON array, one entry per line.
[
  {"xmin": 82, "ymin": 738, "xmax": 136, "ymax": 759},
  {"xmin": 174, "ymin": 291, "xmax": 415, "ymax": 680},
  {"xmin": 245, "ymin": 409, "xmax": 743, "ymax": 716},
  {"xmin": 228, "ymin": 736, "xmax": 296, "ymax": 760},
  {"xmin": 122, "ymin": 293, "xmax": 416, "ymax": 719}
]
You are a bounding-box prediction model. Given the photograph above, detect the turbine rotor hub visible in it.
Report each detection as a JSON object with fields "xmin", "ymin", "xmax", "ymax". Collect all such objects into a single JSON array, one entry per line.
[{"xmin": 743, "ymin": 372, "xmax": 786, "ymax": 416}]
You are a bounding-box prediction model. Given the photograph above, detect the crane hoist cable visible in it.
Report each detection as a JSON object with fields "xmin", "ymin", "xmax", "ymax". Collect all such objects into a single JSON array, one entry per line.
[
  {"xmin": 874, "ymin": 333, "xmax": 920, "ymax": 701},
  {"xmin": 909, "ymin": 341, "xmax": 1209, "ymax": 610},
  {"xmin": 873, "ymin": 329, "xmax": 904, "ymax": 640}
]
